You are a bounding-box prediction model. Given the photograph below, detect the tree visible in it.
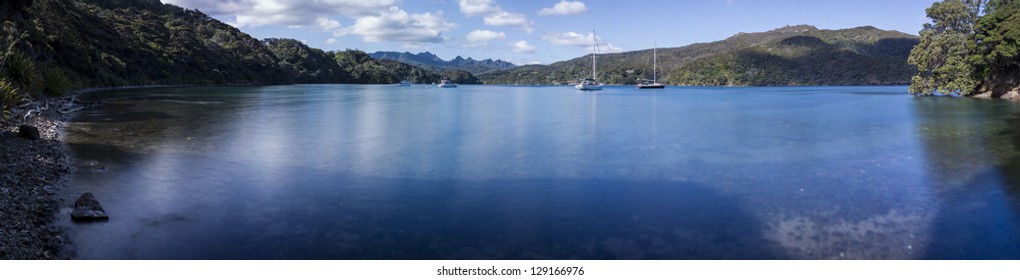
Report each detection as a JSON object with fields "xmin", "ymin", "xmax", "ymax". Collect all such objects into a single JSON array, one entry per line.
[
  {"xmin": 908, "ymin": 0, "xmax": 985, "ymax": 95},
  {"xmin": 969, "ymin": 0, "xmax": 1019, "ymax": 96}
]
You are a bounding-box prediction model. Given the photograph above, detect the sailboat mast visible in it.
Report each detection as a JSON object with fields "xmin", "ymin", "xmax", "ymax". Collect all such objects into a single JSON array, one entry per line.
[
  {"xmin": 653, "ymin": 41, "xmax": 657, "ymax": 83},
  {"xmin": 592, "ymin": 30, "xmax": 597, "ymax": 80}
]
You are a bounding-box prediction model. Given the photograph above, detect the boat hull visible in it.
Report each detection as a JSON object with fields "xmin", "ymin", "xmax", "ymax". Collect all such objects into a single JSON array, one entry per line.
[{"xmin": 636, "ymin": 84, "xmax": 665, "ymax": 89}]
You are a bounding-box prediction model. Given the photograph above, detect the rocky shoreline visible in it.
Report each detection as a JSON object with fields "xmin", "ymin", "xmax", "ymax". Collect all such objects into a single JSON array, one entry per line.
[{"xmin": 0, "ymin": 106, "xmax": 74, "ymax": 259}]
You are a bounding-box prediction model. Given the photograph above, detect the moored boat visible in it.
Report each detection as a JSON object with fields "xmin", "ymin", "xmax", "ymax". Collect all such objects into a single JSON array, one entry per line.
[
  {"xmin": 576, "ymin": 30, "xmax": 604, "ymax": 91},
  {"xmin": 438, "ymin": 80, "xmax": 458, "ymax": 88},
  {"xmin": 637, "ymin": 42, "xmax": 665, "ymax": 89}
]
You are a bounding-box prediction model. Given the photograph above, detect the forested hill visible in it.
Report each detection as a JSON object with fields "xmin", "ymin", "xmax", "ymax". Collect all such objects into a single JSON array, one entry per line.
[
  {"xmin": 369, "ymin": 51, "xmax": 517, "ymax": 75},
  {"xmin": 1, "ymin": 0, "xmax": 478, "ymax": 91},
  {"xmin": 479, "ymin": 25, "xmax": 919, "ymax": 86}
]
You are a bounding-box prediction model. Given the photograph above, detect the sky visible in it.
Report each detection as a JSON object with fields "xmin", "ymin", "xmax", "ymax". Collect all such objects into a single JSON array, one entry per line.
[{"xmin": 160, "ymin": 0, "xmax": 939, "ymax": 65}]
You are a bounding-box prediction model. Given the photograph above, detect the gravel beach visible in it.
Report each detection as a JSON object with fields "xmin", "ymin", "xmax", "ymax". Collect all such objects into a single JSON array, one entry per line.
[{"xmin": 1, "ymin": 109, "xmax": 73, "ymax": 259}]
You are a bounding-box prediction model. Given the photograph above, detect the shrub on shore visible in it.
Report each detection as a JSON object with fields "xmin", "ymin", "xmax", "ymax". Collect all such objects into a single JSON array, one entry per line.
[{"xmin": 0, "ymin": 78, "xmax": 20, "ymax": 120}]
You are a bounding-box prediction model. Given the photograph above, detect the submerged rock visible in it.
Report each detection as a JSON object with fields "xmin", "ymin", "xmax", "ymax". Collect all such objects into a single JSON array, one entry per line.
[
  {"xmin": 17, "ymin": 125, "xmax": 40, "ymax": 140},
  {"xmin": 71, "ymin": 192, "xmax": 108, "ymax": 221}
]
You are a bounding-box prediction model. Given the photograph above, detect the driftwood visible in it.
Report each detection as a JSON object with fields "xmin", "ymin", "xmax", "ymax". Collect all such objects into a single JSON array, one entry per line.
[{"xmin": 16, "ymin": 94, "xmax": 92, "ymax": 120}]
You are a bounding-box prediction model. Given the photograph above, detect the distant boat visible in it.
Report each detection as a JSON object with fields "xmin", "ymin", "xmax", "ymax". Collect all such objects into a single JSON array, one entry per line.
[
  {"xmin": 396, "ymin": 80, "xmax": 412, "ymax": 86},
  {"xmin": 438, "ymin": 80, "xmax": 458, "ymax": 88},
  {"xmin": 637, "ymin": 42, "xmax": 665, "ymax": 89},
  {"xmin": 576, "ymin": 30, "xmax": 604, "ymax": 91}
]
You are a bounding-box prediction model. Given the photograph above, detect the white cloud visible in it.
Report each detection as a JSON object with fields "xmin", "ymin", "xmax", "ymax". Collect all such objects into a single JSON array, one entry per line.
[
  {"xmin": 458, "ymin": 0, "xmax": 501, "ymax": 17},
  {"xmin": 337, "ymin": 7, "xmax": 456, "ymax": 43},
  {"xmin": 163, "ymin": 0, "xmax": 398, "ymax": 27},
  {"xmin": 542, "ymin": 31, "xmax": 592, "ymax": 46},
  {"xmin": 543, "ymin": 31, "xmax": 623, "ymax": 53},
  {"xmin": 484, "ymin": 11, "xmax": 533, "ymax": 33},
  {"xmin": 326, "ymin": 38, "xmax": 337, "ymax": 44},
  {"xmin": 316, "ymin": 17, "xmax": 342, "ymax": 30},
  {"xmin": 537, "ymin": 1, "xmax": 588, "ymax": 16},
  {"xmin": 461, "ymin": 29, "xmax": 506, "ymax": 48},
  {"xmin": 510, "ymin": 40, "xmax": 536, "ymax": 53},
  {"xmin": 456, "ymin": 0, "xmax": 532, "ymax": 33},
  {"xmin": 466, "ymin": 29, "xmax": 506, "ymax": 42}
]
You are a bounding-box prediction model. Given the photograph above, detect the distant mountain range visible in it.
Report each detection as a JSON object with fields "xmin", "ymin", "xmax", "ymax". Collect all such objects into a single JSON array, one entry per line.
[
  {"xmin": 479, "ymin": 25, "xmax": 920, "ymax": 86},
  {"xmin": 369, "ymin": 51, "xmax": 516, "ymax": 75}
]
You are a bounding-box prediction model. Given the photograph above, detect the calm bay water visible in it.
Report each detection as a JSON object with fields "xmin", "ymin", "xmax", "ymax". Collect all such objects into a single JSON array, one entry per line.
[{"xmin": 59, "ymin": 85, "xmax": 1020, "ymax": 259}]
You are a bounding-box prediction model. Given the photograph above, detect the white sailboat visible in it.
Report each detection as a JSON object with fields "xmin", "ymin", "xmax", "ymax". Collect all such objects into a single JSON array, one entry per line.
[
  {"xmin": 437, "ymin": 79, "xmax": 458, "ymax": 88},
  {"xmin": 576, "ymin": 30, "xmax": 604, "ymax": 91},
  {"xmin": 637, "ymin": 42, "xmax": 665, "ymax": 89}
]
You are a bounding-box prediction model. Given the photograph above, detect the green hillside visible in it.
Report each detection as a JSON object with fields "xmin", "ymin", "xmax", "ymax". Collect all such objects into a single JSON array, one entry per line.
[
  {"xmin": 0, "ymin": 0, "xmax": 481, "ymax": 119},
  {"xmin": 479, "ymin": 25, "xmax": 919, "ymax": 86}
]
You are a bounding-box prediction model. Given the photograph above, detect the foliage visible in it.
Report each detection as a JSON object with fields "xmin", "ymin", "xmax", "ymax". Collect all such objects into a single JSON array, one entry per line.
[
  {"xmin": 263, "ymin": 38, "xmax": 346, "ymax": 83},
  {"xmin": 41, "ymin": 65, "xmax": 72, "ymax": 96},
  {"xmin": 969, "ymin": 0, "xmax": 1020, "ymax": 96},
  {"xmin": 0, "ymin": 22, "xmax": 34, "ymax": 119},
  {"xmin": 440, "ymin": 69, "xmax": 481, "ymax": 84},
  {"xmin": 670, "ymin": 36, "xmax": 914, "ymax": 86},
  {"xmin": 332, "ymin": 49, "xmax": 391, "ymax": 84},
  {"xmin": 908, "ymin": 0, "xmax": 1019, "ymax": 97},
  {"xmin": 0, "ymin": 0, "xmax": 480, "ymax": 93},
  {"xmin": 376, "ymin": 59, "xmax": 442, "ymax": 84},
  {"xmin": 0, "ymin": 79, "xmax": 21, "ymax": 120},
  {"xmin": 327, "ymin": 49, "xmax": 480, "ymax": 84},
  {"xmin": 908, "ymin": 0, "xmax": 983, "ymax": 95},
  {"xmin": 480, "ymin": 25, "xmax": 919, "ymax": 86},
  {"xmin": 7, "ymin": 0, "xmax": 289, "ymax": 87},
  {"xmin": 2, "ymin": 49, "xmax": 43, "ymax": 93}
]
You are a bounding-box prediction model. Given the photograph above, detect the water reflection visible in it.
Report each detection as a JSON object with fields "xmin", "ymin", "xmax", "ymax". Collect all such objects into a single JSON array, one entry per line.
[
  {"xmin": 913, "ymin": 98, "xmax": 1020, "ymax": 259},
  {"xmin": 58, "ymin": 85, "xmax": 1020, "ymax": 259}
]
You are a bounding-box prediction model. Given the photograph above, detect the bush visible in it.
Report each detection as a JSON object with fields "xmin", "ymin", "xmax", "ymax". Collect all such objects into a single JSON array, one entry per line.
[
  {"xmin": 2, "ymin": 50, "xmax": 43, "ymax": 95},
  {"xmin": 42, "ymin": 65, "xmax": 72, "ymax": 96},
  {"xmin": 0, "ymin": 79, "xmax": 22, "ymax": 120}
]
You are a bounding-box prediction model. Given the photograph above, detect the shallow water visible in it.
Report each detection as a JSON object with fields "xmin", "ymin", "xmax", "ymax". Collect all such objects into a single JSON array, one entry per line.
[{"xmin": 58, "ymin": 85, "xmax": 1020, "ymax": 259}]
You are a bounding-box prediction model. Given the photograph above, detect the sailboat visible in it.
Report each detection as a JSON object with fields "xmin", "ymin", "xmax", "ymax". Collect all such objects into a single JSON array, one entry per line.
[
  {"xmin": 637, "ymin": 42, "xmax": 665, "ymax": 89},
  {"xmin": 575, "ymin": 30, "xmax": 604, "ymax": 91},
  {"xmin": 437, "ymin": 79, "xmax": 458, "ymax": 88}
]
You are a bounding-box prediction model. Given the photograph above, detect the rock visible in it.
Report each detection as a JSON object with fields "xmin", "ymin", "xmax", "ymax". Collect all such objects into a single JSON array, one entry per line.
[
  {"xmin": 70, "ymin": 192, "xmax": 108, "ymax": 221},
  {"xmin": 17, "ymin": 125, "xmax": 40, "ymax": 140}
]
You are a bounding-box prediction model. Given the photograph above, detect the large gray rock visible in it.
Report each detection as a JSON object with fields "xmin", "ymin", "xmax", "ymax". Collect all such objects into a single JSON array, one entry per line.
[
  {"xmin": 71, "ymin": 192, "xmax": 109, "ymax": 221},
  {"xmin": 17, "ymin": 125, "xmax": 40, "ymax": 140}
]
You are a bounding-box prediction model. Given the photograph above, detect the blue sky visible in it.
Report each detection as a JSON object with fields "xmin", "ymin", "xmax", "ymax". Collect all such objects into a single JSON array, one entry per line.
[{"xmin": 161, "ymin": 0, "xmax": 938, "ymax": 65}]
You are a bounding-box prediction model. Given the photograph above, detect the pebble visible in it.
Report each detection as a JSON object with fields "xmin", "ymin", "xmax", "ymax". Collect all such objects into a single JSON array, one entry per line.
[{"xmin": 1, "ymin": 104, "xmax": 75, "ymax": 259}]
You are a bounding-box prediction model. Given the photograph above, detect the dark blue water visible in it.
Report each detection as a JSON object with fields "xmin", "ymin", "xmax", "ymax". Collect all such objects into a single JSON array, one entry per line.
[{"xmin": 59, "ymin": 85, "xmax": 1020, "ymax": 259}]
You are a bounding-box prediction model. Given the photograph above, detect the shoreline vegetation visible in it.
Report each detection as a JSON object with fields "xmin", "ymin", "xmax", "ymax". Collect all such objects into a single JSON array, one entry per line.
[{"xmin": 908, "ymin": 0, "xmax": 1019, "ymax": 99}]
